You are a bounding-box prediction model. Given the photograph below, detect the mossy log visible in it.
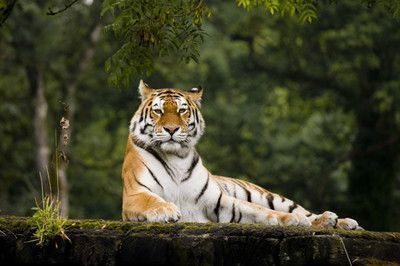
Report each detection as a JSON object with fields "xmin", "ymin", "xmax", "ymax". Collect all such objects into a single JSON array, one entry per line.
[{"xmin": 0, "ymin": 216, "xmax": 399, "ymax": 265}]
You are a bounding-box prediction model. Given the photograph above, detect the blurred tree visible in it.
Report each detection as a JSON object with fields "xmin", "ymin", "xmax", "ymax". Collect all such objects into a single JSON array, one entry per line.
[{"xmin": 1, "ymin": 0, "xmax": 104, "ymax": 217}]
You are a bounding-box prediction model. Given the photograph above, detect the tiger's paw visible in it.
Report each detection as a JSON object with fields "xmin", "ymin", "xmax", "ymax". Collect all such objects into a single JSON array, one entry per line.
[
  {"xmin": 337, "ymin": 218, "xmax": 363, "ymax": 230},
  {"xmin": 264, "ymin": 212, "xmax": 311, "ymax": 227},
  {"xmin": 312, "ymin": 211, "xmax": 338, "ymax": 228},
  {"xmin": 294, "ymin": 213, "xmax": 312, "ymax": 227},
  {"xmin": 280, "ymin": 213, "xmax": 312, "ymax": 227},
  {"xmin": 124, "ymin": 202, "xmax": 181, "ymax": 223},
  {"xmin": 264, "ymin": 214, "xmax": 279, "ymax": 225}
]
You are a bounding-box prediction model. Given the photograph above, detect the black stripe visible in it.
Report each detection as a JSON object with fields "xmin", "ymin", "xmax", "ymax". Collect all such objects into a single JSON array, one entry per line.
[
  {"xmin": 181, "ymin": 153, "xmax": 199, "ymax": 182},
  {"xmin": 157, "ymin": 91, "xmax": 184, "ymax": 97},
  {"xmin": 146, "ymin": 148, "xmax": 176, "ymax": 183},
  {"xmin": 139, "ymin": 110, "xmax": 144, "ymax": 122},
  {"xmin": 140, "ymin": 123, "xmax": 152, "ymax": 134},
  {"xmin": 195, "ymin": 174, "xmax": 209, "ymax": 204},
  {"xmin": 281, "ymin": 196, "xmax": 285, "ymax": 202},
  {"xmin": 143, "ymin": 163, "xmax": 163, "ymax": 189},
  {"xmin": 233, "ymin": 186, "xmax": 237, "ymax": 198},
  {"xmin": 266, "ymin": 194, "xmax": 275, "ymax": 210},
  {"xmin": 244, "ymin": 188, "xmax": 252, "ymax": 202},
  {"xmin": 306, "ymin": 213, "xmax": 313, "ymax": 217},
  {"xmin": 132, "ymin": 137, "xmax": 147, "ymax": 150},
  {"xmin": 237, "ymin": 211, "xmax": 242, "ymax": 223},
  {"xmin": 189, "ymin": 129, "xmax": 197, "ymax": 137},
  {"xmin": 230, "ymin": 202, "xmax": 236, "ymax": 223},
  {"xmin": 214, "ymin": 193, "xmax": 222, "ymax": 222},
  {"xmin": 194, "ymin": 109, "xmax": 199, "ymax": 124},
  {"xmin": 133, "ymin": 172, "xmax": 152, "ymax": 192},
  {"xmin": 131, "ymin": 122, "xmax": 137, "ymax": 132},
  {"xmin": 288, "ymin": 202, "xmax": 298, "ymax": 213}
]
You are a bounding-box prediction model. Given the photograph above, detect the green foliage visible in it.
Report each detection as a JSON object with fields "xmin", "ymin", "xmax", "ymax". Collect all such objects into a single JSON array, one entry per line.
[
  {"xmin": 30, "ymin": 196, "xmax": 69, "ymax": 246},
  {"xmin": 361, "ymin": 0, "xmax": 400, "ymax": 17},
  {"xmin": 236, "ymin": 0, "xmax": 318, "ymax": 23},
  {"xmin": 102, "ymin": 0, "xmax": 210, "ymax": 87},
  {"xmin": 237, "ymin": 0, "xmax": 400, "ymax": 23}
]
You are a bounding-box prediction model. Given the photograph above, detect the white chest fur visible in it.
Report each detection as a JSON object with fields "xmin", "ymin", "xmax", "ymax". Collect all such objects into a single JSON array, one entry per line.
[{"xmin": 136, "ymin": 146, "xmax": 211, "ymax": 222}]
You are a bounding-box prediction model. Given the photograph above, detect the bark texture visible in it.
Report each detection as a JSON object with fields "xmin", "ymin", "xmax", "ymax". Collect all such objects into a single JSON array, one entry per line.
[
  {"xmin": 57, "ymin": 24, "xmax": 102, "ymax": 218},
  {"xmin": 0, "ymin": 216, "xmax": 399, "ymax": 266},
  {"xmin": 31, "ymin": 68, "xmax": 50, "ymax": 182}
]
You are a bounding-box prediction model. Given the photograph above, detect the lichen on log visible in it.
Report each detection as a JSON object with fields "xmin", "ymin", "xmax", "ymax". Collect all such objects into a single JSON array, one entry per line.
[{"xmin": 0, "ymin": 215, "xmax": 399, "ymax": 265}]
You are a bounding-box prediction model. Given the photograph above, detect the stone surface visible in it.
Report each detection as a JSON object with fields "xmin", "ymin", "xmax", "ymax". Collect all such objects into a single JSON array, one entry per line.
[{"xmin": 0, "ymin": 216, "xmax": 400, "ymax": 265}]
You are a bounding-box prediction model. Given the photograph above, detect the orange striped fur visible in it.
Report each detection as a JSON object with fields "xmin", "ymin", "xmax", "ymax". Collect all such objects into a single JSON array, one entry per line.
[{"xmin": 121, "ymin": 80, "xmax": 362, "ymax": 230}]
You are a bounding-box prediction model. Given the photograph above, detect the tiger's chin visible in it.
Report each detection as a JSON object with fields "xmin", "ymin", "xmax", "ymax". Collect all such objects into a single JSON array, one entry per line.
[{"xmin": 159, "ymin": 141, "xmax": 190, "ymax": 156}]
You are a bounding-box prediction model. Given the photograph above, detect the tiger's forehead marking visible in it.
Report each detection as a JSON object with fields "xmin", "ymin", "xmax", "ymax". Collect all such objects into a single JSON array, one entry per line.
[{"xmin": 151, "ymin": 90, "xmax": 188, "ymax": 109}]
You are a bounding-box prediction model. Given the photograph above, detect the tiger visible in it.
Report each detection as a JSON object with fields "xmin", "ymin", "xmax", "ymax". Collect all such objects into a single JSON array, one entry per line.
[{"xmin": 122, "ymin": 80, "xmax": 361, "ymax": 230}]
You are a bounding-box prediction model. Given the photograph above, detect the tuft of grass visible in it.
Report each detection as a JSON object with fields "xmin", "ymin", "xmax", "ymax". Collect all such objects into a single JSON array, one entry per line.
[
  {"xmin": 30, "ymin": 195, "xmax": 70, "ymax": 246},
  {"xmin": 29, "ymin": 170, "xmax": 70, "ymax": 246}
]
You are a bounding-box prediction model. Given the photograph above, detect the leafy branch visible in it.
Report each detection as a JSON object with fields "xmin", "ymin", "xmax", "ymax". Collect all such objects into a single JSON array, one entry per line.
[
  {"xmin": 47, "ymin": 0, "xmax": 80, "ymax": 15},
  {"xmin": 101, "ymin": 0, "xmax": 210, "ymax": 87}
]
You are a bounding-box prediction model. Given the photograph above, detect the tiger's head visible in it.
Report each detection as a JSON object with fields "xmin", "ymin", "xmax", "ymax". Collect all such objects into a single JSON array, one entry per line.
[{"xmin": 130, "ymin": 80, "xmax": 205, "ymax": 156}]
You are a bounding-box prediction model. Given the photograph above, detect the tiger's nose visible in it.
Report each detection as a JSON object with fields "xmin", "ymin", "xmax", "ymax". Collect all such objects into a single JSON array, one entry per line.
[{"xmin": 163, "ymin": 126, "xmax": 179, "ymax": 136}]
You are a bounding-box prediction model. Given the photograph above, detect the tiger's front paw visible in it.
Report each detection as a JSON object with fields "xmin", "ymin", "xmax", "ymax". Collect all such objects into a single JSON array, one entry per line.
[
  {"xmin": 264, "ymin": 212, "xmax": 311, "ymax": 227},
  {"xmin": 337, "ymin": 218, "xmax": 363, "ymax": 230},
  {"xmin": 312, "ymin": 211, "xmax": 338, "ymax": 228},
  {"xmin": 124, "ymin": 202, "xmax": 181, "ymax": 223},
  {"xmin": 280, "ymin": 213, "xmax": 312, "ymax": 227}
]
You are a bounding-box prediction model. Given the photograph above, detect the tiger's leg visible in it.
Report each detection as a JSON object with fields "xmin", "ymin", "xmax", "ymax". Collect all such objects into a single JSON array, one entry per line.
[
  {"xmin": 214, "ymin": 176, "xmax": 360, "ymax": 229},
  {"xmin": 122, "ymin": 191, "xmax": 181, "ymax": 222},
  {"xmin": 122, "ymin": 166, "xmax": 181, "ymax": 222},
  {"xmin": 204, "ymin": 192, "xmax": 310, "ymax": 226}
]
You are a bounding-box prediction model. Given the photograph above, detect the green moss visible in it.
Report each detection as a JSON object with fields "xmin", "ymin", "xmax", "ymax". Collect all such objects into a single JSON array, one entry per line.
[
  {"xmin": 1, "ymin": 215, "xmax": 399, "ymax": 242},
  {"xmin": 0, "ymin": 216, "xmax": 33, "ymax": 232}
]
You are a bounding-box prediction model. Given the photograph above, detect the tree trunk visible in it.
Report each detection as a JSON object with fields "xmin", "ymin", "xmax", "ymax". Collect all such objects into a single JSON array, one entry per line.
[
  {"xmin": 57, "ymin": 24, "xmax": 102, "ymax": 218},
  {"xmin": 32, "ymin": 68, "xmax": 50, "ymax": 186}
]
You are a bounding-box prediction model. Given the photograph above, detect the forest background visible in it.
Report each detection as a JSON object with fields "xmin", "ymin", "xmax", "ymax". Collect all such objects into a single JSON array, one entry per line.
[{"xmin": 1, "ymin": 0, "xmax": 400, "ymax": 231}]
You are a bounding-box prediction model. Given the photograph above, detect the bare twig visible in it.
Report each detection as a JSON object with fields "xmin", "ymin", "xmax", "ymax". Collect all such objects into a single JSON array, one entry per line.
[
  {"xmin": 333, "ymin": 234, "xmax": 352, "ymax": 266},
  {"xmin": 47, "ymin": 0, "xmax": 80, "ymax": 16},
  {"xmin": 0, "ymin": 0, "xmax": 17, "ymax": 26}
]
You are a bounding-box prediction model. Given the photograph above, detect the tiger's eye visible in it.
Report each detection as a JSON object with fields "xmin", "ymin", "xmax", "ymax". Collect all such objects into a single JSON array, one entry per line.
[
  {"xmin": 154, "ymin": 109, "xmax": 162, "ymax": 115},
  {"xmin": 179, "ymin": 108, "xmax": 187, "ymax": 114}
]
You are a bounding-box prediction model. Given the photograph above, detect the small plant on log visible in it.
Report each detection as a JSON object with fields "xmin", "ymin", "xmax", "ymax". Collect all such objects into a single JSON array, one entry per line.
[
  {"xmin": 29, "ymin": 114, "xmax": 71, "ymax": 246},
  {"xmin": 31, "ymin": 194, "xmax": 69, "ymax": 246}
]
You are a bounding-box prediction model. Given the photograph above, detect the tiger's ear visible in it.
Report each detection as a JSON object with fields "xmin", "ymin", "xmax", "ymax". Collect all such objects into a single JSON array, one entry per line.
[
  {"xmin": 138, "ymin": 80, "xmax": 154, "ymax": 101},
  {"xmin": 188, "ymin": 86, "xmax": 203, "ymax": 107}
]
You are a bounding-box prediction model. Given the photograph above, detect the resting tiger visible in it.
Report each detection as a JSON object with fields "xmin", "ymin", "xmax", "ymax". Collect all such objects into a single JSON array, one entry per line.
[{"xmin": 122, "ymin": 80, "xmax": 361, "ymax": 230}]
